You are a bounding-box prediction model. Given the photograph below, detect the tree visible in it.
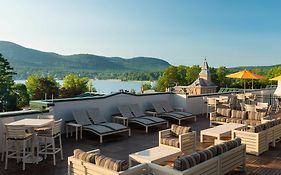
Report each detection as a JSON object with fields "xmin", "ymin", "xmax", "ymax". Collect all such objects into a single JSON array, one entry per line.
[
  {"xmin": 60, "ymin": 74, "xmax": 92, "ymax": 98},
  {"xmin": 141, "ymin": 83, "xmax": 152, "ymax": 92},
  {"xmin": 26, "ymin": 75, "xmax": 59, "ymax": 100},
  {"xmin": 156, "ymin": 66, "xmax": 181, "ymax": 92},
  {"xmin": 0, "ymin": 53, "xmax": 17, "ymax": 111},
  {"xmin": 12, "ymin": 83, "xmax": 30, "ymax": 108},
  {"xmin": 212, "ymin": 66, "xmax": 230, "ymax": 89},
  {"xmin": 186, "ymin": 65, "xmax": 201, "ymax": 85}
]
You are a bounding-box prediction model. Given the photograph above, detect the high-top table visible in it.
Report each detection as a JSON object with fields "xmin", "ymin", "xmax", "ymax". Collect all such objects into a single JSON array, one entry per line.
[
  {"xmin": 200, "ymin": 123, "xmax": 247, "ymax": 143},
  {"xmin": 7, "ymin": 118, "xmax": 54, "ymax": 163}
]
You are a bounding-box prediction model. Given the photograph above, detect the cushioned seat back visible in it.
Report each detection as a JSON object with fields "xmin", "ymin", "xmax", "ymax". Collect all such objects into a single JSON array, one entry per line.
[
  {"xmin": 171, "ymin": 124, "xmax": 191, "ymax": 136},
  {"xmin": 247, "ymin": 111, "xmax": 266, "ymax": 121},
  {"xmin": 216, "ymin": 108, "xmax": 231, "ymax": 117},
  {"xmin": 87, "ymin": 108, "xmax": 106, "ymax": 124},
  {"xmin": 72, "ymin": 109, "xmax": 92, "ymax": 126},
  {"xmin": 95, "ymin": 154, "xmax": 128, "ymax": 172},
  {"xmin": 231, "ymin": 110, "xmax": 246, "ymax": 119},
  {"xmin": 161, "ymin": 101, "xmax": 174, "ymax": 113},
  {"xmin": 173, "ymin": 152, "xmax": 201, "ymax": 171},
  {"xmin": 173, "ymin": 138, "xmax": 241, "ymax": 171},
  {"xmin": 73, "ymin": 149, "xmax": 98, "ymax": 163}
]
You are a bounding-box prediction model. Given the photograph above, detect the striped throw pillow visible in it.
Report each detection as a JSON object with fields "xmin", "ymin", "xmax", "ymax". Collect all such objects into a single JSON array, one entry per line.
[
  {"xmin": 95, "ymin": 154, "xmax": 128, "ymax": 172},
  {"xmin": 231, "ymin": 110, "xmax": 246, "ymax": 119},
  {"xmin": 171, "ymin": 124, "xmax": 191, "ymax": 136},
  {"xmin": 217, "ymin": 108, "xmax": 231, "ymax": 117},
  {"xmin": 73, "ymin": 149, "xmax": 97, "ymax": 163},
  {"xmin": 173, "ymin": 152, "xmax": 200, "ymax": 171},
  {"xmin": 247, "ymin": 111, "xmax": 266, "ymax": 121}
]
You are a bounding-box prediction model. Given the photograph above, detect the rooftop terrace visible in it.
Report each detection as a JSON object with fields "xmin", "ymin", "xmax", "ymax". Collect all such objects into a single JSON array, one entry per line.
[
  {"xmin": 1, "ymin": 116, "xmax": 281, "ymax": 175},
  {"xmin": 1, "ymin": 89, "xmax": 281, "ymax": 175}
]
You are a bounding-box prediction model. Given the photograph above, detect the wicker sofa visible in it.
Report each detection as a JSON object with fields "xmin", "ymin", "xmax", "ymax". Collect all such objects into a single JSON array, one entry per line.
[
  {"xmin": 68, "ymin": 138, "xmax": 246, "ymax": 175},
  {"xmin": 159, "ymin": 124, "xmax": 196, "ymax": 155},
  {"xmin": 232, "ymin": 118, "xmax": 281, "ymax": 156},
  {"xmin": 148, "ymin": 138, "xmax": 246, "ymax": 175},
  {"xmin": 210, "ymin": 108, "xmax": 267, "ymax": 127},
  {"xmin": 68, "ymin": 149, "xmax": 154, "ymax": 175}
]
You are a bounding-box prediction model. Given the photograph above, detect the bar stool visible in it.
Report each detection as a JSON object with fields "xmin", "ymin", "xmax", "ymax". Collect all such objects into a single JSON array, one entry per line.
[
  {"xmin": 1, "ymin": 118, "xmax": 15, "ymax": 162},
  {"xmin": 36, "ymin": 119, "xmax": 63, "ymax": 165},
  {"xmin": 4, "ymin": 124, "xmax": 33, "ymax": 170},
  {"xmin": 207, "ymin": 98, "xmax": 218, "ymax": 118}
]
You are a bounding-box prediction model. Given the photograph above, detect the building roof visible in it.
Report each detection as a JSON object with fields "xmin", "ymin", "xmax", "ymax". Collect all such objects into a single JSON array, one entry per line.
[{"xmin": 189, "ymin": 77, "xmax": 217, "ymax": 87}]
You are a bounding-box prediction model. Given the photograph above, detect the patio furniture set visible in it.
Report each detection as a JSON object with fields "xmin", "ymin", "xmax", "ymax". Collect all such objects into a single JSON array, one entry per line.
[
  {"xmin": 1, "ymin": 117, "xmax": 63, "ymax": 171},
  {"xmin": 68, "ymin": 101, "xmax": 196, "ymax": 143},
  {"xmin": 68, "ymin": 123, "xmax": 246, "ymax": 175}
]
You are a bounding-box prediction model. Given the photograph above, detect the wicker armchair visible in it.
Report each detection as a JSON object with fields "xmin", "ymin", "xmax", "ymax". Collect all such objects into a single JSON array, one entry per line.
[{"xmin": 159, "ymin": 124, "xmax": 196, "ymax": 155}]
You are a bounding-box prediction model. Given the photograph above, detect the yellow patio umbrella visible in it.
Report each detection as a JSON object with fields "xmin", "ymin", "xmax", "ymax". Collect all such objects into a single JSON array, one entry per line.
[
  {"xmin": 269, "ymin": 75, "xmax": 281, "ymax": 96},
  {"xmin": 269, "ymin": 75, "xmax": 281, "ymax": 81},
  {"xmin": 226, "ymin": 70, "xmax": 264, "ymax": 92}
]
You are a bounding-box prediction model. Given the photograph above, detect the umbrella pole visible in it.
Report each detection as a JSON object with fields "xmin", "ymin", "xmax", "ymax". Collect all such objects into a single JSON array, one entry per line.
[
  {"xmin": 252, "ymin": 79, "xmax": 254, "ymax": 89},
  {"xmin": 244, "ymin": 79, "xmax": 246, "ymax": 94}
]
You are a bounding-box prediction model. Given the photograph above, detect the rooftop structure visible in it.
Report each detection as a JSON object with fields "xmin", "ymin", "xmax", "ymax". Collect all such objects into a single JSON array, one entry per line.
[{"xmin": 173, "ymin": 59, "xmax": 217, "ymax": 95}]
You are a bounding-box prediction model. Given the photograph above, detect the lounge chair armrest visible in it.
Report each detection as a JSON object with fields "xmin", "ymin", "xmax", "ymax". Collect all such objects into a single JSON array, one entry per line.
[
  {"xmin": 174, "ymin": 107, "xmax": 184, "ymax": 112},
  {"xmin": 159, "ymin": 129, "xmax": 172, "ymax": 138},
  {"xmin": 87, "ymin": 149, "xmax": 100, "ymax": 154}
]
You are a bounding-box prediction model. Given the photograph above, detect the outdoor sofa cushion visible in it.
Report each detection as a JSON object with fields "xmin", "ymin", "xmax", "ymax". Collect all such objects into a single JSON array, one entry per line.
[
  {"xmin": 171, "ymin": 124, "xmax": 191, "ymax": 136},
  {"xmin": 160, "ymin": 135, "xmax": 180, "ymax": 148},
  {"xmin": 173, "ymin": 138, "xmax": 241, "ymax": 171},
  {"xmin": 95, "ymin": 154, "xmax": 128, "ymax": 172},
  {"xmin": 73, "ymin": 149, "xmax": 98, "ymax": 163},
  {"xmin": 216, "ymin": 108, "xmax": 231, "ymax": 117},
  {"xmin": 247, "ymin": 111, "xmax": 266, "ymax": 121},
  {"xmin": 231, "ymin": 110, "xmax": 247, "ymax": 119}
]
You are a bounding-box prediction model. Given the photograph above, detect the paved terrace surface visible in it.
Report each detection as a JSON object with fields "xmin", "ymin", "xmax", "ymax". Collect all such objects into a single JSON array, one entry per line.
[{"xmin": 1, "ymin": 114, "xmax": 281, "ymax": 175}]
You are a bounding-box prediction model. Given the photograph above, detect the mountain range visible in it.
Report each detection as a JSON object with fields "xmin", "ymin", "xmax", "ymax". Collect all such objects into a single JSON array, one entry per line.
[
  {"xmin": 0, "ymin": 41, "xmax": 171, "ymax": 79},
  {"xmin": 0, "ymin": 41, "xmax": 279, "ymax": 80}
]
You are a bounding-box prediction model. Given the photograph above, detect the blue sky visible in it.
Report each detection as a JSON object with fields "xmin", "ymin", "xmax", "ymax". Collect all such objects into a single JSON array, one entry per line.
[{"xmin": 0, "ymin": 0, "xmax": 280, "ymax": 67}]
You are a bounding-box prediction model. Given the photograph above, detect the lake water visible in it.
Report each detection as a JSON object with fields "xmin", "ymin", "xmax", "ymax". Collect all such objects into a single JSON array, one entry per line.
[{"xmin": 15, "ymin": 79, "xmax": 153, "ymax": 94}]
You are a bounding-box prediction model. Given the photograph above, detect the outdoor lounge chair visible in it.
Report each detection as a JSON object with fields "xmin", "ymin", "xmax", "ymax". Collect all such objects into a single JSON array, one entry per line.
[
  {"xmin": 152, "ymin": 101, "xmax": 196, "ymax": 125},
  {"xmin": 72, "ymin": 109, "xmax": 130, "ymax": 143},
  {"xmin": 117, "ymin": 105, "xmax": 168, "ymax": 133}
]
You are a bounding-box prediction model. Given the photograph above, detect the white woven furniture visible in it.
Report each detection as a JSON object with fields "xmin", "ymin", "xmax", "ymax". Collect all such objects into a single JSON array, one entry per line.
[
  {"xmin": 37, "ymin": 119, "xmax": 63, "ymax": 165},
  {"xmin": 6, "ymin": 118, "xmax": 54, "ymax": 163},
  {"xmin": 68, "ymin": 149, "xmax": 151, "ymax": 175},
  {"xmin": 159, "ymin": 129, "xmax": 196, "ymax": 155},
  {"xmin": 66, "ymin": 123, "xmax": 82, "ymax": 141},
  {"xmin": 200, "ymin": 123, "xmax": 247, "ymax": 143},
  {"xmin": 147, "ymin": 144, "xmax": 246, "ymax": 175},
  {"xmin": 206, "ymin": 97, "xmax": 218, "ymax": 118},
  {"xmin": 4, "ymin": 124, "xmax": 33, "ymax": 170},
  {"xmin": 1, "ymin": 117, "xmax": 15, "ymax": 162},
  {"xmin": 129, "ymin": 146, "xmax": 182, "ymax": 167}
]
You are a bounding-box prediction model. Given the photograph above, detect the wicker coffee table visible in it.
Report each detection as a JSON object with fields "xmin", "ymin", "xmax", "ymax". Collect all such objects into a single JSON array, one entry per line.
[{"xmin": 129, "ymin": 146, "xmax": 182, "ymax": 167}]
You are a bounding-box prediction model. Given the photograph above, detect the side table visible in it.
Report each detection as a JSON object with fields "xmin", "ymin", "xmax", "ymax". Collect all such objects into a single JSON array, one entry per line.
[{"xmin": 66, "ymin": 123, "xmax": 82, "ymax": 140}]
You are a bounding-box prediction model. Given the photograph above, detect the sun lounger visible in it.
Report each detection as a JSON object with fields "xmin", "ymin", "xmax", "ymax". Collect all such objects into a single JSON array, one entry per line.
[
  {"xmin": 152, "ymin": 101, "xmax": 196, "ymax": 125},
  {"xmin": 117, "ymin": 105, "xmax": 168, "ymax": 133},
  {"xmin": 72, "ymin": 109, "xmax": 130, "ymax": 143}
]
